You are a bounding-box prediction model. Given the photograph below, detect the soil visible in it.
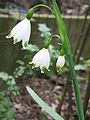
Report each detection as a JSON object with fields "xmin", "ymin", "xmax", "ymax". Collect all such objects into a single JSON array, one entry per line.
[
  {"xmin": 11, "ymin": 72, "xmax": 90, "ymax": 120},
  {"xmin": 57, "ymin": 0, "xmax": 90, "ymax": 15},
  {"xmin": 33, "ymin": 0, "xmax": 90, "ymax": 15}
]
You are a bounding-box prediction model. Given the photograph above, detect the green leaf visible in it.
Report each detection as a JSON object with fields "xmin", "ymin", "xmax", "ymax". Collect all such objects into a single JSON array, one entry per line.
[
  {"xmin": 74, "ymin": 64, "xmax": 86, "ymax": 71},
  {"xmin": 38, "ymin": 23, "xmax": 51, "ymax": 32},
  {"xmin": 38, "ymin": 23, "xmax": 51, "ymax": 40},
  {"xmin": 0, "ymin": 98, "xmax": 16, "ymax": 120},
  {"xmin": 49, "ymin": 45, "xmax": 60, "ymax": 59},
  {"xmin": 26, "ymin": 86, "xmax": 64, "ymax": 120},
  {"xmin": 6, "ymin": 107, "xmax": 16, "ymax": 120}
]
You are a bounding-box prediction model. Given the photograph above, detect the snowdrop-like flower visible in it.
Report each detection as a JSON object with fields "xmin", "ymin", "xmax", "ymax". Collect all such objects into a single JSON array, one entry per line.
[
  {"xmin": 56, "ymin": 55, "xmax": 65, "ymax": 71},
  {"xmin": 6, "ymin": 18, "xmax": 31, "ymax": 49},
  {"xmin": 31, "ymin": 48, "xmax": 50, "ymax": 73}
]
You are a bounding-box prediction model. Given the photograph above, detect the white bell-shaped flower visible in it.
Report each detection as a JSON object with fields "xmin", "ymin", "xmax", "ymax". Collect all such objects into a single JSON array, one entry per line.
[
  {"xmin": 56, "ymin": 55, "xmax": 65, "ymax": 71},
  {"xmin": 6, "ymin": 18, "xmax": 31, "ymax": 49},
  {"xmin": 31, "ymin": 48, "xmax": 50, "ymax": 73}
]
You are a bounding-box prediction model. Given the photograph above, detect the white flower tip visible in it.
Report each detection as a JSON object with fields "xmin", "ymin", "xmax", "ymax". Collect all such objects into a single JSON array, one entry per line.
[
  {"xmin": 6, "ymin": 36, "xmax": 8, "ymax": 38},
  {"xmin": 29, "ymin": 62, "xmax": 32, "ymax": 65},
  {"xmin": 41, "ymin": 70, "xmax": 44, "ymax": 73},
  {"xmin": 6, "ymin": 33, "xmax": 11, "ymax": 39}
]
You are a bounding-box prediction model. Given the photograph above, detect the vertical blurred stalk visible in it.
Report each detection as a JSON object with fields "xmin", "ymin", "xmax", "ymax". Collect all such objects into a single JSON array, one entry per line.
[
  {"xmin": 74, "ymin": 4, "xmax": 90, "ymax": 62},
  {"xmin": 75, "ymin": 23, "xmax": 90, "ymax": 64},
  {"xmin": 52, "ymin": 0, "xmax": 85, "ymax": 120}
]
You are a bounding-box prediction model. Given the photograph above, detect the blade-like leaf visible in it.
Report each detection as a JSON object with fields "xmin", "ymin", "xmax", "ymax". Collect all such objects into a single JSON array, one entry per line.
[
  {"xmin": 52, "ymin": 1, "xmax": 85, "ymax": 120},
  {"xmin": 26, "ymin": 86, "xmax": 64, "ymax": 120}
]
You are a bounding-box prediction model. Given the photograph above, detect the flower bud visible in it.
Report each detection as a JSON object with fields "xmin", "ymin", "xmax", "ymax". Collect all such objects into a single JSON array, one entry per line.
[{"xmin": 56, "ymin": 55, "xmax": 65, "ymax": 71}]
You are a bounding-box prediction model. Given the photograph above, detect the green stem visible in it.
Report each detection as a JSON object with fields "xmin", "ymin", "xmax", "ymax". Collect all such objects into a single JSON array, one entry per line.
[
  {"xmin": 44, "ymin": 34, "xmax": 61, "ymax": 49},
  {"xmin": 26, "ymin": 4, "xmax": 54, "ymax": 20},
  {"xmin": 52, "ymin": 0, "xmax": 85, "ymax": 120},
  {"xmin": 31, "ymin": 4, "xmax": 54, "ymax": 13},
  {"xmin": 67, "ymin": 55, "xmax": 85, "ymax": 120},
  {"xmin": 48, "ymin": 34, "xmax": 61, "ymax": 43}
]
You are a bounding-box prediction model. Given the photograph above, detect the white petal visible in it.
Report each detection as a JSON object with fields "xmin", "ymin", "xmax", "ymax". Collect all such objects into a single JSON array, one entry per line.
[
  {"xmin": 6, "ymin": 18, "xmax": 31, "ymax": 48},
  {"xmin": 56, "ymin": 55, "xmax": 65, "ymax": 68},
  {"xmin": 32, "ymin": 48, "xmax": 50, "ymax": 71},
  {"xmin": 22, "ymin": 20, "xmax": 31, "ymax": 48}
]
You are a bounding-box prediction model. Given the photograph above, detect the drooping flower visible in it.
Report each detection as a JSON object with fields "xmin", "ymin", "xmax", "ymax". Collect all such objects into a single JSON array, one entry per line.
[
  {"xmin": 56, "ymin": 55, "xmax": 65, "ymax": 71},
  {"xmin": 6, "ymin": 18, "xmax": 31, "ymax": 49},
  {"xmin": 31, "ymin": 48, "xmax": 50, "ymax": 73}
]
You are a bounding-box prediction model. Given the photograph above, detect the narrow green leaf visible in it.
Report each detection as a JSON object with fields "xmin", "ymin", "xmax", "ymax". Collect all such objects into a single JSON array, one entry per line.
[
  {"xmin": 26, "ymin": 86, "xmax": 64, "ymax": 120},
  {"xmin": 52, "ymin": 1, "xmax": 85, "ymax": 120}
]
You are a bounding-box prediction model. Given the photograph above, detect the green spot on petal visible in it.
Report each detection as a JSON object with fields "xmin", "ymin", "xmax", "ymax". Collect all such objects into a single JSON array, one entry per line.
[
  {"xmin": 32, "ymin": 63, "xmax": 36, "ymax": 69},
  {"xmin": 56, "ymin": 66, "xmax": 62, "ymax": 72},
  {"xmin": 24, "ymin": 41, "xmax": 28, "ymax": 48},
  {"xmin": 41, "ymin": 66, "xmax": 45, "ymax": 73}
]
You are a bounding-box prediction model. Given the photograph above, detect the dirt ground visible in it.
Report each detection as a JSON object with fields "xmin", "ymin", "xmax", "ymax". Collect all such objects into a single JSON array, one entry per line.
[
  {"xmin": 58, "ymin": 0, "xmax": 90, "ymax": 15},
  {"xmin": 11, "ymin": 72, "xmax": 90, "ymax": 120}
]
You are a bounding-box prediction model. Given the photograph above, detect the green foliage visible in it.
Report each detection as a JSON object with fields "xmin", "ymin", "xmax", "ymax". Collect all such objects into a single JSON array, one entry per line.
[
  {"xmin": 75, "ymin": 64, "xmax": 86, "ymax": 71},
  {"xmin": 38, "ymin": 23, "xmax": 51, "ymax": 40},
  {"xmin": 13, "ymin": 60, "xmax": 26, "ymax": 79},
  {"xmin": 0, "ymin": 92, "xmax": 16, "ymax": 120},
  {"xmin": 0, "ymin": 72, "xmax": 20, "ymax": 95},
  {"xmin": 75, "ymin": 59, "xmax": 90, "ymax": 71},
  {"xmin": 49, "ymin": 45, "xmax": 60, "ymax": 60},
  {"xmin": 13, "ymin": 57, "xmax": 34, "ymax": 77}
]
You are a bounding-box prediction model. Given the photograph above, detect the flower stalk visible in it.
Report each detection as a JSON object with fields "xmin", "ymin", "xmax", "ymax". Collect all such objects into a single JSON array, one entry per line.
[
  {"xmin": 29, "ymin": 4, "xmax": 54, "ymax": 13},
  {"xmin": 52, "ymin": 0, "xmax": 85, "ymax": 120},
  {"xmin": 26, "ymin": 4, "xmax": 53, "ymax": 20}
]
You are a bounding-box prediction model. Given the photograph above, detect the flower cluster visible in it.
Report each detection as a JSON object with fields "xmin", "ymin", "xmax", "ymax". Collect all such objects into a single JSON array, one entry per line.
[
  {"xmin": 33, "ymin": 48, "xmax": 65, "ymax": 72},
  {"xmin": 6, "ymin": 19, "xmax": 65, "ymax": 73}
]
